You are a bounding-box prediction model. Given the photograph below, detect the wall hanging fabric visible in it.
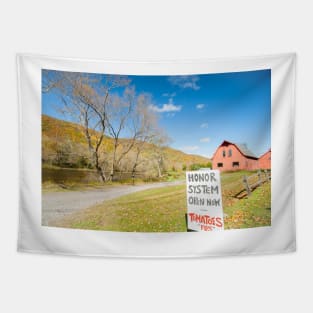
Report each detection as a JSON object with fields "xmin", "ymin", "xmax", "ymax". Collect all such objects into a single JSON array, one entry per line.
[{"xmin": 17, "ymin": 53, "xmax": 296, "ymax": 257}]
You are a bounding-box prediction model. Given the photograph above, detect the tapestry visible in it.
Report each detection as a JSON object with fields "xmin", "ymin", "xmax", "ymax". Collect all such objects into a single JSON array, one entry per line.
[{"xmin": 17, "ymin": 53, "xmax": 296, "ymax": 257}]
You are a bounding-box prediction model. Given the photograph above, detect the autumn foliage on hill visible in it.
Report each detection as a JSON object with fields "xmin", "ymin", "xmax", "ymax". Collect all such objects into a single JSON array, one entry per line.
[{"xmin": 42, "ymin": 114, "xmax": 211, "ymax": 178}]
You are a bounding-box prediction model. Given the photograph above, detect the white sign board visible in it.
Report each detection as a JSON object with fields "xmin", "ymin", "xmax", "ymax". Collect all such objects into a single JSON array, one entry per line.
[{"xmin": 186, "ymin": 170, "xmax": 224, "ymax": 231}]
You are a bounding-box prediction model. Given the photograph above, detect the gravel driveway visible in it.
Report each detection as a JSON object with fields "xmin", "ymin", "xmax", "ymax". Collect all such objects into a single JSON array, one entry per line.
[{"xmin": 42, "ymin": 180, "xmax": 184, "ymax": 226}]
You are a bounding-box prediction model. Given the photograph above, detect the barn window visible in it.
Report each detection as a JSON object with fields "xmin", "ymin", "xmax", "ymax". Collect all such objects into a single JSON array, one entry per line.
[
  {"xmin": 222, "ymin": 150, "xmax": 226, "ymax": 157},
  {"xmin": 217, "ymin": 163, "xmax": 223, "ymax": 167},
  {"xmin": 228, "ymin": 149, "xmax": 232, "ymax": 157},
  {"xmin": 232, "ymin": 162, "xmax": 239, "ymax": 167}
]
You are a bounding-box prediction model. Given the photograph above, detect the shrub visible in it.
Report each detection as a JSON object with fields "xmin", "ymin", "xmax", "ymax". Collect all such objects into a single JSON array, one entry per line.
[{"xmin": 189, "ymin": 162, "xmax": 212, "ymax": 171}]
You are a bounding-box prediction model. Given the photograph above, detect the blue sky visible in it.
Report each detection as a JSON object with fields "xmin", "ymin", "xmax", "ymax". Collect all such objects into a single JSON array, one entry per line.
[{"xmin": 42, "ymin": 69, "xmax": 271, "ymax": 158}]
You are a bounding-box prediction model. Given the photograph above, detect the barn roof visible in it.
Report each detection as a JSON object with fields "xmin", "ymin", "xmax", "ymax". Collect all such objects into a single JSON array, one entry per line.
[
  {"xmin": 259, "ymin": 148, "xmax": 271, "ymax": 159},
  {"xmin": 234, "ymin": 143, "xmax": 257, "ymax": 158},
  {"xmin": 213, "ymin": 140, "xmax": 258, "ymax": 159}
]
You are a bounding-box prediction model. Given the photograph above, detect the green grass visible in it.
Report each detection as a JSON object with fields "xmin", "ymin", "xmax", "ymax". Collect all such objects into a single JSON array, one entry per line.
[
  {"xmin": 54, "ymin": 171, "xmax": 271, "ymax": 232},
  {"xmin": 221, "ymin": 170, "xmax": 255, "ymax": 184},
  {"xmin": 223, "ymin": 182, "xmax": 271, "ymax": 229},
  {"xmin": 57, "ymin": 185, "xmax": 188, "ymax": 232},
  {"xmin": 165, "ymin": 170, "xmax": 186, "ymax": 182}
]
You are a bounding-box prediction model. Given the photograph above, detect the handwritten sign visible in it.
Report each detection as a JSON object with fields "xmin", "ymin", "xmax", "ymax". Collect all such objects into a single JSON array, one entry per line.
[{"xmin": 186, "ymin": 170, "xmax": 224, "ymax": 231}]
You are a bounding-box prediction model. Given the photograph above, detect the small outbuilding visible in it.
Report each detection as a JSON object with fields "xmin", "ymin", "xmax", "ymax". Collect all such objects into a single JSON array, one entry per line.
[{"xmin": 258, "ymin": 149, "xmax": 271, "ymax": 170}]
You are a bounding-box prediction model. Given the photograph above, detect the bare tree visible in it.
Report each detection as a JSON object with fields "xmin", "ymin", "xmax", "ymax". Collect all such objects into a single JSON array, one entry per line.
[
  {"xmin": 42, "ymin": 70, "xmax": 130, "ymax": 182},
  {"xmin": 130, "ymin": 94, "xmax": 158, "ymax": 177},
  {"xmin": 151, "ymin": 129, "xmax": 171, "ymax": 178},
  {"xmin": 105, "ymin": 90, "xmax": 157, "ymax": 180}
]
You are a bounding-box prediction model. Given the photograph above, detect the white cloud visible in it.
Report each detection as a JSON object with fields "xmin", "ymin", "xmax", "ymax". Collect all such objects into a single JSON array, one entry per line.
[
  {"xmin": 200, "ymin": 137, "xmax": 210, "ymax": 143},
  {"xmin": 150, "ymin": 101, "xmax": 182, "ymax": 113},
  {"xmin": 150, "ymin": 96, "xmax": 182, "ymax": 114},
  {"xmin": 200, "ymin": 123, "xmax": 208, "ymax": 128},
  {"xmin": 168, "ymin": 75, "xmax": 200, "ymax": 90},
  {"xmin": 162, "ymin": 92, "xmax": 176, "ymax": 97},
  {"xmin": 181, "ymin": 145, "xmax": 199, "ymax": 152},
  {"xmin": 196, "ymin": 104, "xmax": 205, "ymax": 110}
]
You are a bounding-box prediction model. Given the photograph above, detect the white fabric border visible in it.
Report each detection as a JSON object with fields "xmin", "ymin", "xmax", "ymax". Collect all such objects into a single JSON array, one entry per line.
[{"xmin": 17, "ymin": 53, "xmax": 296, "ymax": 258}]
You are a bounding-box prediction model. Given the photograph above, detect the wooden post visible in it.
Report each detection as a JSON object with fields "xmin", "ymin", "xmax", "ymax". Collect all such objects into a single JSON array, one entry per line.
[
  {"xmin": 243, "ymin": 175, "xmax": 251, "ymax": 196},
  {"xmin": 257, "ymin": 170, "xmax": 262, "ymax": 186},
  {"xmin": 264, "ymin": 169, "xmax": 270, "ymax": 182},
  {"xmin": 185, "ymin": 213, "xmax": 197, "ymax": 232}
]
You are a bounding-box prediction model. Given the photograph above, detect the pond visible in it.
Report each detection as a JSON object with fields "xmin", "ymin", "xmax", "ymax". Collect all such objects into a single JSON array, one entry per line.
[{"xmin": 42, "ymin": 167, "xmax": 100, "ymax": 184}]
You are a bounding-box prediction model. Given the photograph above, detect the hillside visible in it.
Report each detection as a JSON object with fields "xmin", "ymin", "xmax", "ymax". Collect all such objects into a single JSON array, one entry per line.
[{"xmin": 42, "ymin": 114, "xmax": 211, "ymax": 175}]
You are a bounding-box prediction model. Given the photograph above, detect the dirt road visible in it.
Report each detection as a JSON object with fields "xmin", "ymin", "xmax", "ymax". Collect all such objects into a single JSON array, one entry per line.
[{"xmin": 42, "ymin": 180, "xmax": 184, "ymax": 226}]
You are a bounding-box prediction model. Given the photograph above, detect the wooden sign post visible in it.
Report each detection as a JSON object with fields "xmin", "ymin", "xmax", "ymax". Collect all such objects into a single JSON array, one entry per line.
[{"xmin": 186, "ymin": 170, "xmax": 224, "ymax": 231}]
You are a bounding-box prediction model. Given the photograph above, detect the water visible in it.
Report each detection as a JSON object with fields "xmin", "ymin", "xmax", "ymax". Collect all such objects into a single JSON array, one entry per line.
[
  {"xmin": 42, "ymin": 167, "xmax": 100, "ymax": 184},
  {"xmin": 42, "ymin": 167, "xmax": 147, "ymax": 183}
]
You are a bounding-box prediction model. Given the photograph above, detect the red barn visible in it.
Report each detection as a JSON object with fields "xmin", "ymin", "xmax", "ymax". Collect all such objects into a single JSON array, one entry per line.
[
  {"xmin": 258, "ymin": 149, "xmax": 271, "ymax": 170},
  {"xmin": 212, "ymin": 140, "xmax": 259, "ymax": 172}
]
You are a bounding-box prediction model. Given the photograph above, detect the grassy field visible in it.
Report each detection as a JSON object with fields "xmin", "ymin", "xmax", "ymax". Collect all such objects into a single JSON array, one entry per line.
[{"xmin": 54, "ymin": 170, "xmax": 271, "ymax": 232}]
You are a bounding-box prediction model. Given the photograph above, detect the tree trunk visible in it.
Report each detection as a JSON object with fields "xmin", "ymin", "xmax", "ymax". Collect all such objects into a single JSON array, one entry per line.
[
  {"xmin": 156, "ymin": 160, "xmax": 162, "ymax": 178},
  {"xmin": 94, "ymin": 152, "xmax": 106, "ymax": 182},
  {"xmin": 110, "ymin": 141, "xmax": 118, "ymax": 181},
  {"xmin": 131, "ymin": 148, "xmax": 141, "ymax": 177}
]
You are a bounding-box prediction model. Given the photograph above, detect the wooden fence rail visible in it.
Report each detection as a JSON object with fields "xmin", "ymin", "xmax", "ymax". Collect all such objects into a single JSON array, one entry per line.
[
  {"xmin": 242, "ymin": 170, "xmax": 271, "ymax": 197},
  {"xmin": 232, "ymin": 170, "xmax": 271, "ymax": 199}
]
